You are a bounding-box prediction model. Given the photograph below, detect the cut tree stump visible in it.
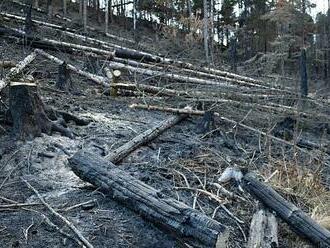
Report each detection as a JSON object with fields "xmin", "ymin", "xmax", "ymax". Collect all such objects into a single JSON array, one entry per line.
[
  {"xmin": 35, "ymin": 49, "xmax": 109, "ymax": 87},
  {"xmin": 9, "ymin": 82, "xmax": 73, "ymax": 140},
  {"xmin": 56, "ymin": 61, "xmax": 73, "ymax": 91},
  {"xmin": 69, "ymin": 150, "xmax": 229, "ymax": 248},
  {"xmin": 243, "ymin": 172, "xmax": 330, "ymax": 247},
  {"xmin": 247, "ymin": 208, "xmax": 278, "ymax": 248}
]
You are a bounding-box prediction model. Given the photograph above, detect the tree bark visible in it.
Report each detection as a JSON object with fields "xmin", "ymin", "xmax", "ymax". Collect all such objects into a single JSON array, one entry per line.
[
  {"xmin": 83, "ymin": 0, "xmax": 87, "ymax": 33},
  {"xmin": 108, "ymin": 61, "xmax": 245, "ymax": 90},
  {"xmin": 203, "ymin": 0, "xmax": 210, "ymax": 64},
  {"xmin": 105, "ymin": 0, "xmax": 109, "ymax": 33},
  {"xmin": 69, "ymin": 150, "xmax": 229, "ymax": 248},
  {"xmin": 0, "ymin": 52, "xmax": 37, "ymax": 92},
  {"xmin": 9, "ymin": 82, "xmax": 73, "ymax": 140},
  {"xmin": 63, "ymin": 0, "xmax": 67, "ymax": 16},
  {"xmin": 35, "ymin": 49, "xmax": 109, "ymax": 87},
  {"xmin": 247, "ymin": 208, "xmax": 278, "ymax": 248},
  {"xmin": 243, "ymin": 173, "xmax": 330, "ymax": 247},
  {"xmin": 106, "ymin": 115, "xmax": 186, "ymax": 163}
]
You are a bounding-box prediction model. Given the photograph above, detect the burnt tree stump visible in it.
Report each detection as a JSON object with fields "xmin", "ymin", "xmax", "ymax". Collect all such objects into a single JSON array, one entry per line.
[
  {"xmin": 9, "ymin": 82, "xmax": 73, "ymax": 140},
  {"xmin": 56, "ymin": 61, "xmax": 73, "ymax": 91}
]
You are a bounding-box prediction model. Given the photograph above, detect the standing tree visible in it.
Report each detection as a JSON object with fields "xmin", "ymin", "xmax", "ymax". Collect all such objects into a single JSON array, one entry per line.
[
  {"xmin": 203, "ymin": 0, "xmax": 210, "ymax": 63},
  {"xmin": 83, "ymin": 0, "xmax": 87, "ymax": 32},
  {"xmin": 105, "ymin": 0, "xmax": 109, "ymax": 33}
]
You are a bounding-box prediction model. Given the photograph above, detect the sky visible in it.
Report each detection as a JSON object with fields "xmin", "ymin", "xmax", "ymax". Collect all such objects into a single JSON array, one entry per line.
[{"xmin": 311, "ymin": 0, "xmax": 328, "ymax": 16}]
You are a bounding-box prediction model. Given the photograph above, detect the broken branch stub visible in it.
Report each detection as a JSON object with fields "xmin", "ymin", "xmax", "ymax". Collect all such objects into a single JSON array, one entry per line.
[{"xmin": 69, "ymin": 150, "xmax": 229, "ymax": 248}]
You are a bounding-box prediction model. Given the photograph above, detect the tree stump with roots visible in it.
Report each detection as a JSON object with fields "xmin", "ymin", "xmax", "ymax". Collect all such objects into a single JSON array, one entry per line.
[{"xmin": 9, "ymin": 82, "xmax": 73, "ymax": 140}]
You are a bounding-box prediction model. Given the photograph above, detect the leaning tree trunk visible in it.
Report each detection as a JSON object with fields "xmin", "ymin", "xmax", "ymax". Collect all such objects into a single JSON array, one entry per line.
[{"xmin": 9, "ymin": 82, "xmax": 73, "ymax": 140}]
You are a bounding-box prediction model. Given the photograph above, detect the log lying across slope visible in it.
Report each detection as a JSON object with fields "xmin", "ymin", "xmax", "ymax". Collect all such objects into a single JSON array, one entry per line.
[
  {"xmin": 243, "ymin": 173, "xmax": 330, "ymax": 247},
  {"xmin": 129, "ymin": 104, "xmax": 327, "ymax": 157},
  {"xmin": 0, "ymin": 26, "xmax": 115, "ymax": 57},
  {"xmin": 35, "ymin": 49, "xmax": 109, "ymax": 87},
  {"xmin": 69, "ymin": 150, "xmax": 229, "ymax": 248},
  {"xmin": 108, "ymin": 61, "xmax": 248, "ymax": 90},
  {"xmin": 0, "ymin": 52, "xmax": 37, "ymax": 92},
  {"xmin": 107, "ymin": 114, "xmax": 186, "ymax": 163},
  {"xmin": 0, "ymin": 12, "xmax": 271, "ymax": 87}
]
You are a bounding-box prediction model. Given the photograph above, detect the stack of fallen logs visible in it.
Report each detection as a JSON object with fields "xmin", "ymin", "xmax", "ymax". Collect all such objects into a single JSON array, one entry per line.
[{"xmin": 0, "ymin": 9, "xmax": 330, "ymax": 247}]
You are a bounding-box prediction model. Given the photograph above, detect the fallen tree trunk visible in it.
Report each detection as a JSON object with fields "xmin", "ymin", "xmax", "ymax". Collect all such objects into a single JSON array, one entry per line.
[
  {"xmin": 247, "ymin": 208, "xmax": 278, "ymax": 248},
  {"xmin": 110, "ymin": 82, "xmax": 312, "ymax": 118},
  {"xmin": 108, "ymin": 61, "xmax": 246, "ymax": 90},
  {"xmin": 0, "ymin": 26, "xmax": 114, "ymax": 57},
  {"xmin": 35, "ymin": 49, "xmax": 109, "ymax": 87},
  {"xmin": 69, "ymin": 150, "xmax": 229, "ymax": 248},
  {"xmin": 112, "ymin": 57, "xmax": 283, "ymax": 91},
  {"xmin": 0, "ymin": 11, "xmax": 279, "ymax": 88},
  {"xmin": 107, "ymin": 114, "xmax": 186, "ymax": 163},
  {"xmin": 112, "ymin": 82, "xmax": 292, "ymax": 103},
  {"xmin": 0, "ymin": 52, "xmax": 37, "ymax": 92},
  {"xmin": 129, "ymin": 104, "xmax": 321, "ymax": 157},
  {"xmin": 243, "ymin": 172, "xmax": 330, "ymax": 247},
  {"xmin": 0, "ymin": 12, "xmax": 140, "ymax": 47}
]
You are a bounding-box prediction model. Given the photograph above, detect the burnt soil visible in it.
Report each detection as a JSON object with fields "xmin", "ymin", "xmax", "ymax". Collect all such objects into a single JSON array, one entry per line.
[{"xmin": 0, "ymin": 1, "xmax": 330, "ymax": 248}]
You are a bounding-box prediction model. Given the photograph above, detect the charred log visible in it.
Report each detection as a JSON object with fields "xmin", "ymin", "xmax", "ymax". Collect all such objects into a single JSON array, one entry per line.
[
  {"xmin": 69, "ymin": 150, "xmax": 229, "ymax": 248},
  {"xmin": 243, "ymin": 172, "xmax": 330, "ymax": 247}
]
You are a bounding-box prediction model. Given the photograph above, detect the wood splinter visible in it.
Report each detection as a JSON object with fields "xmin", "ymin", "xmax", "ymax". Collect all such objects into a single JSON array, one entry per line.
[{"xmin": 247, "ymin": 207, "xmax": 278, "ymax": 248}]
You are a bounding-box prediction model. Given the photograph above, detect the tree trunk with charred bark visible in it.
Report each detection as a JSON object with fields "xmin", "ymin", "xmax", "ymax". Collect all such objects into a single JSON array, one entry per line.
[
  {"xmin": 107, "ymin": 115, "xmax": 186, "ymax": 163},
  {"xmin": 243, "ymin": 173, "xmax": 330, "ymax": 247},
  {"xmin": 69, "ymin": 150, "xmax": 229, "ymax": 248},
  {"xmin": 9, "ymin": 82, "xmax": 73, "ymax": 140}
]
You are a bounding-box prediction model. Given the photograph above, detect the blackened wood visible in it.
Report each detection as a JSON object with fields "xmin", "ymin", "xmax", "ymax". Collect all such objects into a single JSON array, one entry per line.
[
  {"xmin": 24, "ymin": 4, "xmax": 34, "ymax": 35},
  {"xmin": 10, "ymin": 83, "xmax": 52, "ymax": 140},
  {"xmin": 195, "ymin": 111, "xmax": 215, "ymax": 134},
  {"xmin": 69, "ymin": 150, "xmax": 229, "ymax": 248},
  {"xmin": 9, "ymin": 82, "xmax": 73, "ymax": 140},
  {"xmin": 243, "ymin": 173, "xmax": 330, "ymax": 247},
  {"xmin": 107, "ymin": 115, "xmax": 186, "ymax": 163},
  {"xmin": 300, "ymin": 49, "xmax": 308, "ymax": 97},
  {"xmin": 56, "ymin": 61, "xmax": 73, "ymax": 91},
  {"xmin": 114, "ymin": 48, "xmax": 160, "ymax": 63}
]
